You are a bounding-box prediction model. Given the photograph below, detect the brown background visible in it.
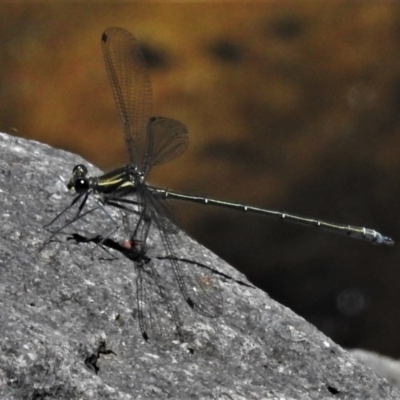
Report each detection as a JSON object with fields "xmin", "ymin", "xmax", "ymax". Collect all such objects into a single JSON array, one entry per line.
[{"xmin": 1, "ymin": 2, "xmax": 400, "ymax": 356}]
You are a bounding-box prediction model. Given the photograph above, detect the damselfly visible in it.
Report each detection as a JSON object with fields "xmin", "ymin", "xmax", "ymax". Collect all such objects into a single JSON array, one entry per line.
[
  {"xmin": 46, "ymin": 27, "xmax": 393, "ymax": 324},
  {"xmin": 60, "ymin": 27, "xmax": 392, "ymax": 244}
]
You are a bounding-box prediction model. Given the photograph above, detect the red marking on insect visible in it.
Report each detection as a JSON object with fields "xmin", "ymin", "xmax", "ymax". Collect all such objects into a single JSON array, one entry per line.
[{"xmin": 121, "ymin": 238, "xmax": 142, "ymax": 250}]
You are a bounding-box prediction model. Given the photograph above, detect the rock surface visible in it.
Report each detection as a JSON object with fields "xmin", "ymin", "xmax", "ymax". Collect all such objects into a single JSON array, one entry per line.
[
  {"xmin": 0, "ymin": 131, "xmax": 398, "ymax": 399},
  {"xmin": 350, "ymin": 349, "xmax": 400, "ymax": 390}
]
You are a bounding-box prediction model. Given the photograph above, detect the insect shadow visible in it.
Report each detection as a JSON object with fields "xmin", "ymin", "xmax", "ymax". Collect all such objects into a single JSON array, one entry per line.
[{"xmin": 68, "ymin": 233, "xmax": 255, "ymax": 346}]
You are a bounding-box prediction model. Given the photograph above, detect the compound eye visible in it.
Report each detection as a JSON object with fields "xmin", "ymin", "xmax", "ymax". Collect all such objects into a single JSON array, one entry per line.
[
  {"xmin": 72, "ymin": 164, "xmax": 88, "ymax": 177},
  {"xmin": 74, "ymin": 178, "xmax": 90, "ymax": 194}
]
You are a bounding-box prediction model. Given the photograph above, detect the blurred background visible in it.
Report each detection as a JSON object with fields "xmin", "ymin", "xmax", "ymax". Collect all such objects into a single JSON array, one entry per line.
[{"xmin": 1, "ymin": 2, "xmax": 400, "ymax": 357}]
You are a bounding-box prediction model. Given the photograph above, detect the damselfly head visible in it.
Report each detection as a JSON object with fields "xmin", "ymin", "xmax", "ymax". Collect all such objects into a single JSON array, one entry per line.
[{"xmin": 67, "ymin": 164, "xmax": 90, "ymax": 193}]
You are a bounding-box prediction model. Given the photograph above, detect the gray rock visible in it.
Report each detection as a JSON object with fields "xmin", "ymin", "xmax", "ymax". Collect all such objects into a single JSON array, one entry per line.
[
  {"xmin": 0, "ymin": 131, "xmax": 398, "ymax": 399},
  {"xmin": 350, "ymin": 349, "xmax": 400, "ymax": 390}
]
